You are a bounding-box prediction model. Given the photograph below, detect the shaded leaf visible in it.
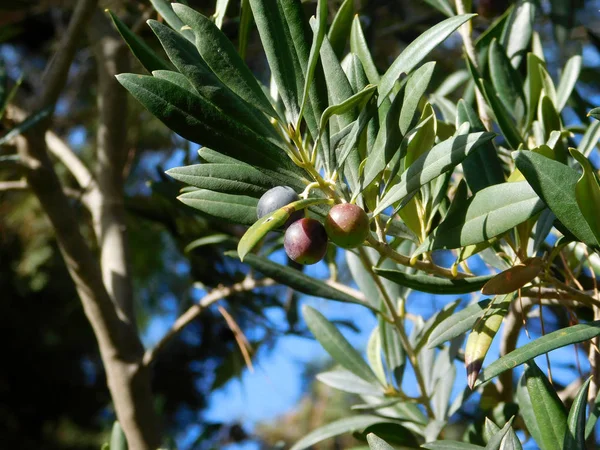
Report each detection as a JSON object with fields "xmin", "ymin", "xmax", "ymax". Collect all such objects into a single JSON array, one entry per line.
[
  {"xmin": 570, "ymin": 148, "xmax": 600, "ymax": 242},
  {"xmin": 107, "ymin": 10, "xmax": 172, "ymax": 73},
  {"xmin": 302, "ymin": 305, "xmax": 380, "ymax": 384},
  {"xmin": 373, "ymin": 132, "xmax": 495, "ymax": 215},
  {"xmin": 379, "ymin": 14, "xmax": 475, "ymax": 102},
  {"xmin": 373, "ymin": 269, "xmax": 494, "ymax": 295},
  {"xmin": 514, "ymin": 150, "xmax": 600, "ymax": 248},
  {"xmin": 178, "ymin": 189, "xmax": 257, "ymax": 225},
  {"xmin": 350, "ymin": 16, "xmax": 380, "ymax": 84},
  {"xmin": 328, "ymin": 0, "xmax": 354, "ymax": 59},
  {"xmin": 427, "ymin": 299, "xmax": 495, "ymax": 348},
  {"xmin": 228, "ymin": 252, "xmax": 376, "ymax": 309},
  {"xmin": 476, "ymin": 321, "xmax": 600, "ymax": 386},
  {"xmin": 564, "ymin": 376, "xmax": 591, "ymax": 450}
]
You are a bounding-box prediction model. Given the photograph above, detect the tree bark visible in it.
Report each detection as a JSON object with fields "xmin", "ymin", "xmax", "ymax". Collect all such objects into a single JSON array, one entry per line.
[{"xmin": 16, "ymin": 1, "xmax": 161, "ymax": 448}]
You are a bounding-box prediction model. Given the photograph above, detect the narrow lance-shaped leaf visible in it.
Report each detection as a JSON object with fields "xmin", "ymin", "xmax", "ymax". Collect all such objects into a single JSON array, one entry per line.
[
  {"xmin": 149, "ymin": 0, "xmax": 195, "ymax": 42},
  {"xmin": 570, "ymin": 148, "xmax": 600, "ymax": 242},
  {"xmin": 367, "ymin": 433, "xmax": 395, "ymax": 450},
  {"xmin": 350, "ymin": 16, "xmax": 380, "ymax": 84},
  {"xmin": 296, "ymin": 0, "xmax": 327, "ymax": 130},
  {"xmin": 556, "ymin": 54, "xmax": 582, "ymax": 111},
  {"xmin": 212, "ymin": 0, "xmax": 230, "ymax": 29},
  {"xmin": 465, "ymin": 294, "xmax": 514, "ymax": 389},
  {"xmin": 399, "ymin": 61, "xmax": 436, "ymax": 135},
  {"xmin": 318, "ymin": 85, "xmax": 377, "ymax": 138},
  {"xmin": 415, "ymin": 180, "xmax": 544, "ymax": 253},
  {"xmin": 476, "ymin": 320, "xmax": 600, "ymax": 386},
  {"xmin": 514, "ymin": 150, "xmax": 600, "ymax": 248},
  {"xmin": 374, "ymin": 269, "xmax": 494, "ymax": 295},
  {"xmin": 564, "ymin": 376, "xmax": 591, "ymax": 450},
  {"xmin": 484, "ymin": 417, "xmax": 515, "ymax": 450},
  {"xmin": 107, "ymin": 10, "xmax": 173, "ymax": 73},
  {"xmin": 237, "ymin": 198, "xmax": 329, "ymax": 261},
  {"xmin": 589, "ymin": 107, "xmax": 600, "ymax": 120},
  {"xmin": 500, "ymin": 0, "xmax": 535, "ymax": 68},
  {"xmin": 488, "ymin": 38, "xmax": 525, "ymax": 120},
  {"xmin": 328, "ymin": 0, "xmax": 354, "ymax": 59},
  {"xmin": 481, "ymin": 258, "xmax": 544, "ymax": 295},
  {"xmin": 379, "ymin": 14, "xmax": 475, "ymax": 103},
  {"xmin": 227, "ymin": 252, "xmax": 377, "ymax": 310},
  {"xmin": 302, "ymin": 305, "xmax": 381, "ymax": 384},
  {"xmin": 178, "ymin": 189, "xmax": 258, "ymax": 225},
  {"xmin": 479, "ymin": 77, "xmax": 524, "ymax": 149},
  {"xmin": 427, "ymin": 299, "xmax": 495, "ymax": 348},
  {"xmin": 173, "ymin": 4, "xmax": 280, "ymax": 120},
  {"xmin": 373, "ymin": 131, "xmax": 495, "ymax": 215},
  {"xmin": 457, "ymin": 100, "xmax": 505, "ymax": 193},
  {"xmin": 290, "ymin": 415, "xmax": 389, "ymax": 450},
  {"xmin": 521, "ymin": 362, "xmax": 567, "ymax": 450}
]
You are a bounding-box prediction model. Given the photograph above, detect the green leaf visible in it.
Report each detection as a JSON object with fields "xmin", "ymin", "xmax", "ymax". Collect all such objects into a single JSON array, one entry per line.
[
  {"xmin": 422, "ymin": 442, "xmax": 483, "ymax": 449},
  {"xmin": 417, "ymin": 180, "xmax": 543, "ymax": 252},
  {"xmin": 106, "ymin": 10, "xmax": 173, "ymax": 73},
  {"xmin": 212, "ymin": 0, "xmax": 230, "ymax": 28},
  {"xmin": 576, "ymin": 121, "xmax": 600, "ymax": 157},
  {"xmin": 457, "ymin": 100, "xmax": 505, "ymax": 193},
  {"xmin": 289, "ymin": 416, "xmax": 391, "ymax": 450},
  {"xmin": 147, "ymin": 20, "xmax": 278, "ymax": 140},
  {"xmin": 373, "ymin": 131, "xmax": 495, "ymax": 215},
  {"xmin": 173, "ymin": 3, "xmax": 279, "ymax": 120},
  {"xmin": 380, "ymin": 318, "xmax": 405, "ymax": 386},
  {"xmin": 361, "ymin": 80, "xmax": 406, "ymax": 189},
  {"xmin": 399, "ymin": 61, "xmax": 436, "ymax": 136},
  {"xmin": 367, "ymin": 326, "xmax": 387, "ymax": 385},
  {"xmin": 228, "ymin": 252, "xmax": 376, "ymax": 309},
  {"xmin": 149, "ymin": 0, "xmax": 195, "ymax": 42},
  {"xmin": 166, "ymin": 163, "xmax": 275, "ymax": 197},
  {"xmin": 319, "ymin": 85, "xmax": 377, "ymax": 137},
  {"xmin": 317, "ymin": 369, "xmax": 384, "ymax": 396},
  {"xmin": 0, "ymin": 107, "xmax": 51, "ymax": 146},
  {"xmin": 151, "ymin": 69, "xmax": 194, "ymax": 91},
  {"xmin": 110, "ymin": 421, "xmax": 128, "ymax": 450},
  {"xmin": 570, "ymin": 148, "xmax": 600, "ymax": 242},
  {"xmin": 184, "ymin": 234, "xmax": 235, "ymax": 253},
  {"xmin": 585, "ymin": 388, "xmax": 600, "ymax": 438},
  {"xmin": 479, "ymin": 77, "xmax": 523, "ymax": 149},
  {"xmin": 423, "ymin": 0, "xmax": 455, "ymax": 17},
  {"xmin": 297, "ymin": 0, "xmax": 327, "ymax": 130},
  {"xmin": 524, "ymin": 52, "xmax": 545, "ymax": 129},
  {"xmin": 350, "ymin": 16, "xmax": 380, "ymax": 84},
  {"xmin": 589, "ymin": 107, "xmax": 600, "ymax": 120},
  {"xmin": 414, "ymin": 300, "xmax": 461, "ymax": 352},
  {"xmin": 247, "ymin": 0, "xmax": 303, "ymax": 122},
  {"xmin": 484, "ymin": 418, "xmax": 515, "ymax": 450},
  {"xmin": 402, "ymin": 106, "xmax": 436, "ymax": 170},
  {"xmin": 500, "ymin": 0, "xmax": 535, "ymax": 68},
  {"xmin": 427, "ymin": 299, "xmax": 495, "ymax": 349},
  {"xmin": 178, "ymin": 189, "xmax": 258, "ymax": 225},
  {"xmin": 238, "ymin": 0, "xmax": 251, "ymax": 59},
  {"xmin": 488, "ymin": 38, "xmax": 525, "ymax": 120},
  {"xmin": 366, "ymin": 433, "xmax": 395, "ymax": 450},
  {"xmin": 238, "ymin": 198, "xmax": 327, "ymax": 261},
  {"xmin": 556, "ymin": 54, "xmax": 582, "ymax": 111},
  {"xmin": 116, "ymin": 74, "xmax": 306, "ymax": 188},
  {"xmin": 521, "ymin": 362, "xmax": 567, "ymax": 450},
  {"xmin": 373, "ymin": 269, "xmax": 493, "ymax": 295},
  {"xmin": 328, "ymin": 0, "xmax": 354, "ymax": 59},
  {"xmin": 476, "ymin": 321, "xmax": 600, "ymax": 386},
  {"xmin": 539, "ymin": 65, "xmax": 558, "ymax": 108},
  {"xmin": 302, "ymin": 305, "xmax": 380, "ymax": 384},
  {"xmin": 564, "ymin": 376, "xmax": 591, "ymax": 450},
  {"xmin": 379, "ymin": 14, "xmax": 475, "ymax": 103},
  {"xmin": 516, "ymin": 372, "xmax": 544, "ymax": 446},
  {"xmin": 514, "ymin": 150, "xmax": 600, "ymax": 248}
]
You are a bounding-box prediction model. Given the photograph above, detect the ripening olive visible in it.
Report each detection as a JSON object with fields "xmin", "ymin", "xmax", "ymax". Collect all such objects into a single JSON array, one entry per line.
[
  {"xmin": 257, "ymin": 186, "xmax": 303, "ymax": 228},
  {"xmin": 324, "ymin": 203, "xmax": 370, "ymax": 249},
  {"xmin": 284, "ymin": 218, "xmax": 328, "ymax": 265}
]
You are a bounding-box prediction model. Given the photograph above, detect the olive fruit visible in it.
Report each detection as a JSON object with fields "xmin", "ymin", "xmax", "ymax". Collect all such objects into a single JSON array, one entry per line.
[
  {"xmin": 284, "ymin": 218, "xmax": 328, "ymax": 265},
  {"xmin": 257, "ymin": 186, "xmax": 302, "ymax": 228},
  {"xmin": 324, "ymin": 203, "xmax": 370, "ymax": 249}
]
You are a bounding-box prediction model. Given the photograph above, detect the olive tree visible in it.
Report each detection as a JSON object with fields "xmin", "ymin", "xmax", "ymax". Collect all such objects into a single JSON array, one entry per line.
[{"xmin": 5, "ymin": 0, "xmax": 600, "ymax": 448}]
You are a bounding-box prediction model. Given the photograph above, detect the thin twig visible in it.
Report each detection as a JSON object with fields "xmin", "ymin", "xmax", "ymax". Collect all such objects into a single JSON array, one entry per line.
[
  {"xmin": 143, "ymin": 277, "xmax": 275, "ymax": 366},
  {"xmin": 217, "ymin": 305, "xmax": 255, "ymax": 373}
]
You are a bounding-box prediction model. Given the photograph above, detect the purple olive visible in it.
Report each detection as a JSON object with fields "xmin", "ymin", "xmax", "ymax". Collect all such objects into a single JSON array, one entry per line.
[
  {"xmin": 257, "ymin": 186, "xmax": 303, "ymax": 228},
  {"xmin": 324, "ymin": 203, "xmax": 370, "ymax": 249},
  {"xmin": 284, "ymin": 218, "xmax": 328, "ymax": 265}
]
